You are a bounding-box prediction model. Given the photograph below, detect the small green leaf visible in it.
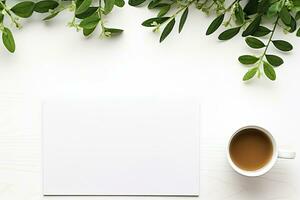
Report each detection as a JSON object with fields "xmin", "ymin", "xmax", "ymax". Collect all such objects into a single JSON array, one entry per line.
[
  {"xmin": 105, "ymin": 28, "xmax": 123, "ymax": 36},
  {"xmin": 148, "ymin": 0, "xmax": 159, "ymax": 8},
  {"xmin": 152, "ymin": 3, "xmax": 170, "ymax": 8},
  {"xmin": 295, "ymin": 0, "xmax": 300, "ymax": 7},
  {"xmin": 75, "ymin": 0, "xmax": 92, "ymax": 15},
  {"xmin": 83, "ymin": 26, "xmax": 96, "ymax": 36},
  {"xmin": 0, "ymin": 2, "xmax": 4, "ymax": 10},
  {"xmin": 157, "ymin": 5, "xmax": 170, "ymax": 17},
  {"xmin": 0, "ymin": 13, "xmax": 4, "ymax": 23},
  {"xmin": 263, "ymin": 62, "xmax": 276, "ymax": 80},
  {"xmin": 267, "ymin": 0, "xmax": 284, "ymax": 17},
  {"xmin": 265, "ymin": 54, "xmax": 284, "ymax": 67},
  {"xmin": 279, "ymin": 6, "xmax": 291, "ymax": 25},
  {"xmin": 34, "ymin": 0, "xmax": 59, "ymax": 13},
  {"xmin": 243, "ymin": 67, "xmax": 258, "ymax": 81},
  {"xmin": 128, "ymin": 0, "xmax": 146, "ymax": 6},
  {"xmin": 79, "ymin": 13, "xmax": 100, "ymax": 29},
  {"xmin": 234, "ymin": 4, "xmax": 245, "ymax": 24},
  {"xmin": 104, "ymin": 0, "xmax": 115, "ymax": 15},
  {"xmin": 244, "ymin": 0, "xmax": 258, "ymax": 15},
  {"xmin": 242, "ymin": 15, "xmax": 261, "ymax": 37},
  {"xmin": 297, "ymin": 27, "xmax": 300, "ymax": 37},
  {"xmin": 43, "ymin": 11, "xmax": 59, "ymax": 20},
  {"xmin": 218, "ymin": 27, "xmax": 241, "ymax": 40},
  {"xmin": 2, "ymin": 27, "xmax": 15, "ymax": 53},
  {"xmin": 179, "ymin": 8, "xmax": 188, "ymax": 33},
  {"xmin": 160, "ymin": 18, "xmax": 175, "ymax": 42},
  {"xmin": 206, "ymin": 14, "xmax": 224, "ymax": 35},
  {"xmin": 257, "ymin": 0, "xmax": 271, "ymax": 14},
  {"xmin": 296, "ymin": 12, "xmax": 300, "ymax": 20},
  {"xmin": 245, "ymin": 37, "xmax": 265, "ymax": 49},
  {"xmin": 76, "ymin": 7, "xmax": 97, "ymax": 19},
  {"xmin": 11, "ymin": 1, "xmax": 35, "ymax": 18},
  {"xmin": 272, "ymin": 40, "xmax": 293, "ymax": 51},
  {"xmin": 114, "ymin": 0, "xmax": 125, "ymax": 7},
  {"xmin": 75, "ymin": 0, "xmax": 84, "ymax": 8},
  {"xmin": 238, "ymin": 55, "xmax": 259, "ymax": 64},
  {"xmin": 288, "ymin": 16, "xmax": 297, "ymax": 33},
  {"xmin": 142, "ymin": 17, "xmax": 169, "ymax": 27},
  {"xmin": 251, "ymin": 26, "xmax": 271, "ymax": 37}
]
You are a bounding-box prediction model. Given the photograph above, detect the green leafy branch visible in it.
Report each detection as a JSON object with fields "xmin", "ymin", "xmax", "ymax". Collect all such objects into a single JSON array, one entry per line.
[
  {"xmin": 0, "ymin": 0, "xmax": 124, "ymax": 53},
  {"xmin": 130, "ymin": 0, "xmax": 300, "ymax": 81},
  {"xmin": 135, "ymin": 0, "xmax": 196, "ymax": 42}
]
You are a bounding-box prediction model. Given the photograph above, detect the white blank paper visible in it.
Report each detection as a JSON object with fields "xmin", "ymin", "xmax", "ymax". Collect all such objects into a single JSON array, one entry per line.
[{"xmin": 42, "ymin": 99, "xmax": 200, "ymax": 196}]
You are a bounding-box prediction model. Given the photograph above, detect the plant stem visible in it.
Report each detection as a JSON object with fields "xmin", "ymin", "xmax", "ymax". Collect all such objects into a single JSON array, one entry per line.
[
  {"xmin": 155, "ymin": 0, "xmax": 196, "ymax": 31},
  {"xmin": 260, "ymin": 15, "xmax": 280, "ymax": 61},
  {"xmin": 225, "ymin": 0, "xmax": 239, "ymax": 12},
  {"xmin": 252, "ymin": 15, "xmax": 279, "ymax": 77},
  {"xmin": 0, "ymin": 1, "xmax": 21, "ymax": 28},
  {"xmin": 98, "ymin": 0, "xmax": 106, "ymax": 37}
]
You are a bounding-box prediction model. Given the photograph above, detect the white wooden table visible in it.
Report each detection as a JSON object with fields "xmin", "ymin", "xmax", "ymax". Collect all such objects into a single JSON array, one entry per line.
[{"xmin": 0, "ymin": 5, "xmax": 299, "ymax": 200}]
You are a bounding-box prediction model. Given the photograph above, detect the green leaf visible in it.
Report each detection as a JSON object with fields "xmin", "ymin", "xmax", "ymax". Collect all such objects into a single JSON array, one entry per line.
[
  {"xmin": 288, "ymin": 16, "xmax": 297, "ymax": 33},
  {"xmin": 272, "ymin": 40, "xmax": 293, "ymax": 51},
  {"xmin": 297, "ymin": 27, "xmax": 300, "ymax": 36},
  {"xmin": 104, "ymin": 0, "xmax": 115, "ymax": 15},
  {"xmin": 152, "ymin": 3, "xmax": 170, "ymax": 8},
  {"xmin": 79, "ymin": 13, "xmax": 100, "ymax": 29},
  {"xmin": 267, "ymin": 0, "xmax": 284, "ymax": 17},
  {"xmin": 75, "ymin": 0, "xmax": 92, "ymax": 15},
  {"xmin": 296, "ymin": 12, "xmax": 300, "ymax": 20},
  {"xmin": 280, "ymin": 6, "xmax": 291, "ymax": 25},
  {"xmin": 235, "ymin": 4, "xmax": 245, "ymax": 24},
  {"xmin": 179, "ymin": 8, "xmax": 188, "ymax": 33},
  {"xmin": 265, "ymin": 54, "xmax": 284, "ymax": 66},
  {"xmin": 43, "ymin": 11, "xmax": 59, "ymax": 20},
  {"xmin": 2, "ymin": 27, "xmax": 15, "ymax": 53},
  {"xmin": 257, "ymin": 0, "xmax": 271, "ymax": 14},
  {"xmin": 105, "ymin": 28, "xmax": 123, "ymax": 36},
  {"xmin": 0, "ymin": 2, "xmax": 4, "ymax": 10},
  {"xmin": 243, "ymin": 67, "xmax": 258, "ymax": 81},
  {"xmin": 0, "ymin": 13, "xmax": 4, "ymax": 23},
  {"xmin": 245, "ymin": 37, "xmax": 265, "ymax": 49},
  {"xmin": 206, "ymin": 14, "xmax": 224, "ymax": 35},
  {"xmin": 148, "ymin": 0, "xmax": 161, "ymax": 9},
  {"xmin": 142, "ymin": 17, "xmax": 169, "ymax": 27},
  {"xmin": 128, "ymin": 0, "xmax": 146, "ymax": 6},
  {"xmin": 160, "ymin": 18, "xmax": 175, "ymax": 42},
  {"xmin": 114, "ymin": 0, "xmax": 125, "ymax": 7},
  {"xmin": 263, "ymin": 62, "xmax": 276, "ymax": 80},
  {"xmin": 75, "ymin": 0, "xmax": 84, "ymax": 8},
  {"xmin": 238, "ymin": 55, "xmax": 259, "ymax": 64},
  {"xmin": 251, "ymin": 26, "xmax": 271, "ymax": 37},
  {"xmin": 244, "ymin": 0, "xmax": 258, "ymax": 15},
  {"xmin": 11, "ymin": 1, "xmax": 35, "ymax": 18},
  {"xmin": 157, "ymin": 5, "xmax": 170, "ymax": 17},
  {"xmin": 242, "ymin": 15, "xmax": 261, "ymax": 37},
  {"xmin": 83, "ymin": 26, "xmax": 96, "ymax": 36},
  {"xmin": 295, "ymin": 0, "xmax": 300, "ymax": 6},
  {"xmin": 75, "ymin": 7, "xmax": 97, "ymax": 19},
  {"xmin": 218, "ymin": 27, "xmax": 241, "ymax": 40},
  {"xmin": 34, "ymin": 0, "xmax": 59, "ymax": 13}
]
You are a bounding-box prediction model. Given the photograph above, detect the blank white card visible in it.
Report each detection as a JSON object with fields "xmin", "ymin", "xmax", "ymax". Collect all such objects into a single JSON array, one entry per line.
[{"xmin": 42, "ymin": 99, "xmax": 200, "ymax": 196}]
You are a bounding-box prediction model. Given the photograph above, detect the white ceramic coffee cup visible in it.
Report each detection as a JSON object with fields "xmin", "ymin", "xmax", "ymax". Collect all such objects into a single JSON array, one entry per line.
[{"xmin": 227, "ymin": 125, "xmax": 296, "ymax": 177}]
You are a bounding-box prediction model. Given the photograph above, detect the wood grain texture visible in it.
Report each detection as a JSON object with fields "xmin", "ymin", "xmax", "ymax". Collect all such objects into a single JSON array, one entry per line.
[
  {"xmin": 0, "ymin": 5, "xmax": 299, "ymax": 200},
  {"xmin": 0, "ymin": 95, "xmax": 299, "ymax": 200}
]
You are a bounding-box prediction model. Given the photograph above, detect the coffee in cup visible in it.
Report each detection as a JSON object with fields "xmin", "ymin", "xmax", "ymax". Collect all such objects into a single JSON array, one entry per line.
[{"xmin": 227, "ymin": 125, "xmax": 296, "ymax": 177}]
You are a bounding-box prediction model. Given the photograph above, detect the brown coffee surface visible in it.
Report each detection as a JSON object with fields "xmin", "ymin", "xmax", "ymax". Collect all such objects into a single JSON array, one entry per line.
[{"xmin": 229, "ymin": 128, "xmax": 273, "ymax": 171}]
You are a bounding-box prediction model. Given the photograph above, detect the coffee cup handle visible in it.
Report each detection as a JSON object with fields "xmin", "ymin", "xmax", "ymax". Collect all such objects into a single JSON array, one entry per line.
[{"xmin": 278, "ymin": 150, "xmax": 296, "ymax": 159}]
